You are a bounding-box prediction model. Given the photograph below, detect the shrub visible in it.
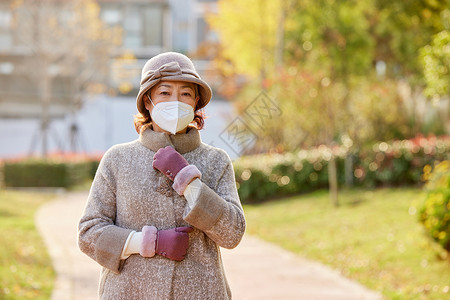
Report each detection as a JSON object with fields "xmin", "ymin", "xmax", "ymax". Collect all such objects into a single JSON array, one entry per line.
[
  {"xmin": 2, "ymin": 153, "xmax": 102, "ymax": 188},
  {"xmin": 354, "ymin": 136, "xmax": 449, "ymax": 187},
  {"xmin": 234, "ymin": 135, "xmax": 450, "ymax": 203},
  {"xmin": 418, "ymin": 160, "xmax": 450, "ymax": 252},
  {"xmin": 234, "ymin": 145, "xmax": 347, "ymax": 203},
  {"xmin": 3, "ymin": 160, "xmax": 89, "ymax": 188}
]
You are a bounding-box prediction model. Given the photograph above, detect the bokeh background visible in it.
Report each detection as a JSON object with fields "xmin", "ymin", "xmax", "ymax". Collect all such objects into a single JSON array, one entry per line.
[
  {"xmin": 0, "ymin": 0, "xmax": 242, "ymax": 159},
  {"xmin": 0, "ymin": 0, "xmax": 449, "ymax": 299},
  {"xmin": 0, "ymin": 0, "xmax": 448, "ymax": 159}
]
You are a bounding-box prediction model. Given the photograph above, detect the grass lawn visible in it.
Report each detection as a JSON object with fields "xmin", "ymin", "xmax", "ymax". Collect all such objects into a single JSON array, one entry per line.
[
  {"xmin": 243, "ymin": 188, "xmax": 450, "ymax": 300},
  {"xmin": 0, "ymin": 190, "xmax": 56, "ymax": 299}
]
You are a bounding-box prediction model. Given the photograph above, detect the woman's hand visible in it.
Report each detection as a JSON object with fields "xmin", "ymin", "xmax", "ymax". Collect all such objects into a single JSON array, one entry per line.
[
  {"xmin": 140, "ymin": 226, "xmax": 193, "ymax": 261},
  {"xmin": 152, "ymin": 146, "xmax": 189, "ymax": 181},
  {"xmin": 155, "ymin": 227, "xmax": 193, "ymax": 261},
  {"xmin": 153, "ymin": 146, "xmax": 202, "ymax": 195}
]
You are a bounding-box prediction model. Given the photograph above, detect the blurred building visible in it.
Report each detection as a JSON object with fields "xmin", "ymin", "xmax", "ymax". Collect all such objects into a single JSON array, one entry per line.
[
  {"xmin": 99, "ymin": 0, "xmax": 218, "ymax": 56},
  {"xmin": 0, "ymin": 0, "xmax": 219, "ymax": 119},
  {"xmin": 102, "ymin": 0, "xmax": 219, "ymax": 97}
]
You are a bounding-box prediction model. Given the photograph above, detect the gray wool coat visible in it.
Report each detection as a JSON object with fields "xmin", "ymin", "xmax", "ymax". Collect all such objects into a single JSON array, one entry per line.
[{"xmin": 78, "ymin": 126, "xmax": 246, "ymax": 300}]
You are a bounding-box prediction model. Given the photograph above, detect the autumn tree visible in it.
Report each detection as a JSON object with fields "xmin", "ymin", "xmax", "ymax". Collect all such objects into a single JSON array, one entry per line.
[
  {"xmin": 421, "ymin": 29, "xmax": 450, "ymax": 99},
  {"xmin": 208, "ymin": 0, "xmax": 283, "ymax": 85},
  {"xmin": 9, "ymin": 0, "xmax": 121, "ymax": 156},
  {"xmin": 373, "ymin": 0, "xmax": 448, "ymax": 81},
  {"xmin": 210, "ymin": 0, "xmax": 449, "ymax": 150},
  {"xmin": 209, "ymin": 0, "xmax": 449, "ymax": 205}
]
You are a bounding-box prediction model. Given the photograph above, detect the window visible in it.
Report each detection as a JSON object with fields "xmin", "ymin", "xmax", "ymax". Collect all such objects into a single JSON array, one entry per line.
[
  {"xmin": 0, "ymin": 9, "xmax": 10, "ymax": 28},
  {"xmin": 196, "ymin": 16, "xmax": 218, "ymax": 46},
  {"xmin": 101, "ymin": 6, "xmax": 122, "ymax": 26},
  {"xmin": 124, "ymin": 6, "xmax": 142, "ymax": 48},
  {"xmin": 12, "ymin": 6, "xmax": 34, "ymax": 48},
  {"xmin": 142, "ymin": 6, "xmax": 163, "ymax": 47},
  {"xmin": 99, "ymin": 3, "xmax": 165, "ymax": 50},
  {"xmin": 0, "ymin": 9, "xmax": 11, "ymax": 48}
]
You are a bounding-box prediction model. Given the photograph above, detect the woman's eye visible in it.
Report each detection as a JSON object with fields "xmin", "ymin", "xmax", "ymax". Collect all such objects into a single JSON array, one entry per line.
[
  {"xmin": 160, "ymin": 91, "xmax": 170, "ymax": 96},
  {"xmin": 182, "ymin": 92, "xmax": 192, "ymax": 97}
]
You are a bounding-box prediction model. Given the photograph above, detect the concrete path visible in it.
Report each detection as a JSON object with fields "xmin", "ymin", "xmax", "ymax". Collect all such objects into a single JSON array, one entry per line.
[{"xmin": 36, "ymin": 191, "xmax": 383, "ymax": 300}]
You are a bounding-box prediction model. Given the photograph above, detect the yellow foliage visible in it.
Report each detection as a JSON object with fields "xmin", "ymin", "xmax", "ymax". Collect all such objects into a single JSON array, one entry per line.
[
  {"xmin": 120, "ymin": 51, "xmax": 138, "ymax": 62},
  {"xmin": 209, "ymin": 0, "xmax": 283, "ymax": 79},
  {"xmin": 10, "ymin": 0, "xmax": 23, "ymax": 10},
  {"xmin": 419, "ymin": 160, "xmax": 450, "ymax": 252},
  {"xmin": 118, "ymin": 82, "xmax": 133, "ymax": 95}
]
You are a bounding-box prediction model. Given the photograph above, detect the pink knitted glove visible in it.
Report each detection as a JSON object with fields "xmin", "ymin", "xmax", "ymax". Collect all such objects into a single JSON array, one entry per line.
[
  {"xmin": 153, "ymin": 146, "xmax": 189, "ymax": 180},
  {"xmin": 140, "ymin": 226, "xmax": 158, "ymax": 257},
  {"xmin": 156, "ymin": 227, "xmax": 193, "ymax": 261},
  {"xmin": 153, "ymin": 146, "xmax": 202, "ymax": 195}
]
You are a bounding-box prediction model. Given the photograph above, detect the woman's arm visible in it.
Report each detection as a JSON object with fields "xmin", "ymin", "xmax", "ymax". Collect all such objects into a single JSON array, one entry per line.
[
  {"xmin": 78, "ymin": 154, "xmax": 133, "ymax": 274},
  {"xmin": 152, "ymin": 146, "xmax": 246, "ymax": 249},
  {"xmin": 183, "ymin": 159, "xmax": 246, "ymax": 249}
]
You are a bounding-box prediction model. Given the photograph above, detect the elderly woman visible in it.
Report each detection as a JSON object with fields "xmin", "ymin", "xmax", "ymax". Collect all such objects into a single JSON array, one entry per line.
[{"xmin": 78, "ymin": 52, "xmax": 246, "ymax": 299}]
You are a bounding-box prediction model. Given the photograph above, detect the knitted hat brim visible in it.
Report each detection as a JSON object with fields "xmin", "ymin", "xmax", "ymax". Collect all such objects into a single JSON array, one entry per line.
[{"xmin": 136, "ymin": 75, "xmax": 212, "ymax": 114}]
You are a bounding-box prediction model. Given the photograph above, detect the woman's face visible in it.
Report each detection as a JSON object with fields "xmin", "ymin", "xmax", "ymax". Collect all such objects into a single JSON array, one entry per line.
[{"xmin": 144, "ymin": 81, "xmax": 199, "ymax": 113}]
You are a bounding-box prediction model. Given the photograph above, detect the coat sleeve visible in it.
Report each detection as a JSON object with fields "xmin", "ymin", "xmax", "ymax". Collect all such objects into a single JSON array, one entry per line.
[
  {"xmin": 183, "ymin": 153, "xmax": 246, "ymax": 249},
  {"xmin": 77, "ymin": 151, "xmax": 133, "ymax": 274}
]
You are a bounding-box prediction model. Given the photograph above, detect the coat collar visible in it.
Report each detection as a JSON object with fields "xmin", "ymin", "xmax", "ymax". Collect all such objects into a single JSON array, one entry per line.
[{"xmin": 139, "ymin": 126, "xmax": 201, "ymax": 154}]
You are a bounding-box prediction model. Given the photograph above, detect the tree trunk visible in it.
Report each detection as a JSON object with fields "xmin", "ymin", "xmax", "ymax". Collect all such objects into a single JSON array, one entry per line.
[
  {"xmin": 328, "ymin": 155, "xmax": 339, "ymax": 207},
  {"xmin": 345, "ymin": 152, "xmax": 354, "ymax": 187},
  {"xmin": 40, "ymin": 57, "xmax": 51, "ymax": 157},
  {"xmin": 275, "ymin": 3, "xmax": 286, "ymax": 68}
]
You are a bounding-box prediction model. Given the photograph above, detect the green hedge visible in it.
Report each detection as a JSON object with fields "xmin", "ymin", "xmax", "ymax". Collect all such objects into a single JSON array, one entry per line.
[
  {"xmin": 1, "ymin": 136, "xmax": 448, "ymax": 195},
  {"xmin": 2, "ymin": 156, "xmax": 100, "ymax": 188},
  {"xmin": 419, "ymin": 160, "xmax": 450, "ymax": 253},
  {"xmin": 233, "ymin": 136, "xmax": 450, "ymax": 203},
  {"xmin": 234, "ymin": 147, "xmax": 346, "ymax": 203},
  {"xmin": 354, "ymin": 137, "xmax": 449, "ymax": 187}
]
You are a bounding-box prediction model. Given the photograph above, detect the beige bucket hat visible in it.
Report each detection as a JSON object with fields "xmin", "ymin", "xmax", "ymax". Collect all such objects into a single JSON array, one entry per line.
[{"xmin": 136, "ymin": 52, "xmax": 213, "ymax": 114}]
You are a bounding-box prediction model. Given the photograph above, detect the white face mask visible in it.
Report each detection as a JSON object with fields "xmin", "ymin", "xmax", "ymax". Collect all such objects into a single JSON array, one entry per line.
[{"xmin": 149, "ymin": 97, "xmax": 195, "ymax": 135}]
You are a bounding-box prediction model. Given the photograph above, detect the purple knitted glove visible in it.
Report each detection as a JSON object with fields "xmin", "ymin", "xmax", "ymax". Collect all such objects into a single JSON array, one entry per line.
[
  {"xmin": 156, "ymin": 227, "xmax": 193, "ymax": 261},
  {"xmin": 153, "ymin": 146, "xmax": 202, "ymax": 195},
  {"xmin": 153, "ymin": 146, "xmax": 189, "ymax": 181}
]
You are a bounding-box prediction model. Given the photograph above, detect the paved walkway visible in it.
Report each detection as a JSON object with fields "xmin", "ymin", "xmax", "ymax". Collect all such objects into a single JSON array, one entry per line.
[{"xmin": 35, "ymin": 191, "xmax": 383, "ymax": 300}]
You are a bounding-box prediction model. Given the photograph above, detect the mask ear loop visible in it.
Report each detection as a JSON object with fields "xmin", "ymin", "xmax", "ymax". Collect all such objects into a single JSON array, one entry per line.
[
  {"xmin": 147, "ymin": 95, "xmax": 157, "ymax": 131},
  {"xmin": 147, "ymin": 95, "xmax": 156, "ymax": 108}
]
